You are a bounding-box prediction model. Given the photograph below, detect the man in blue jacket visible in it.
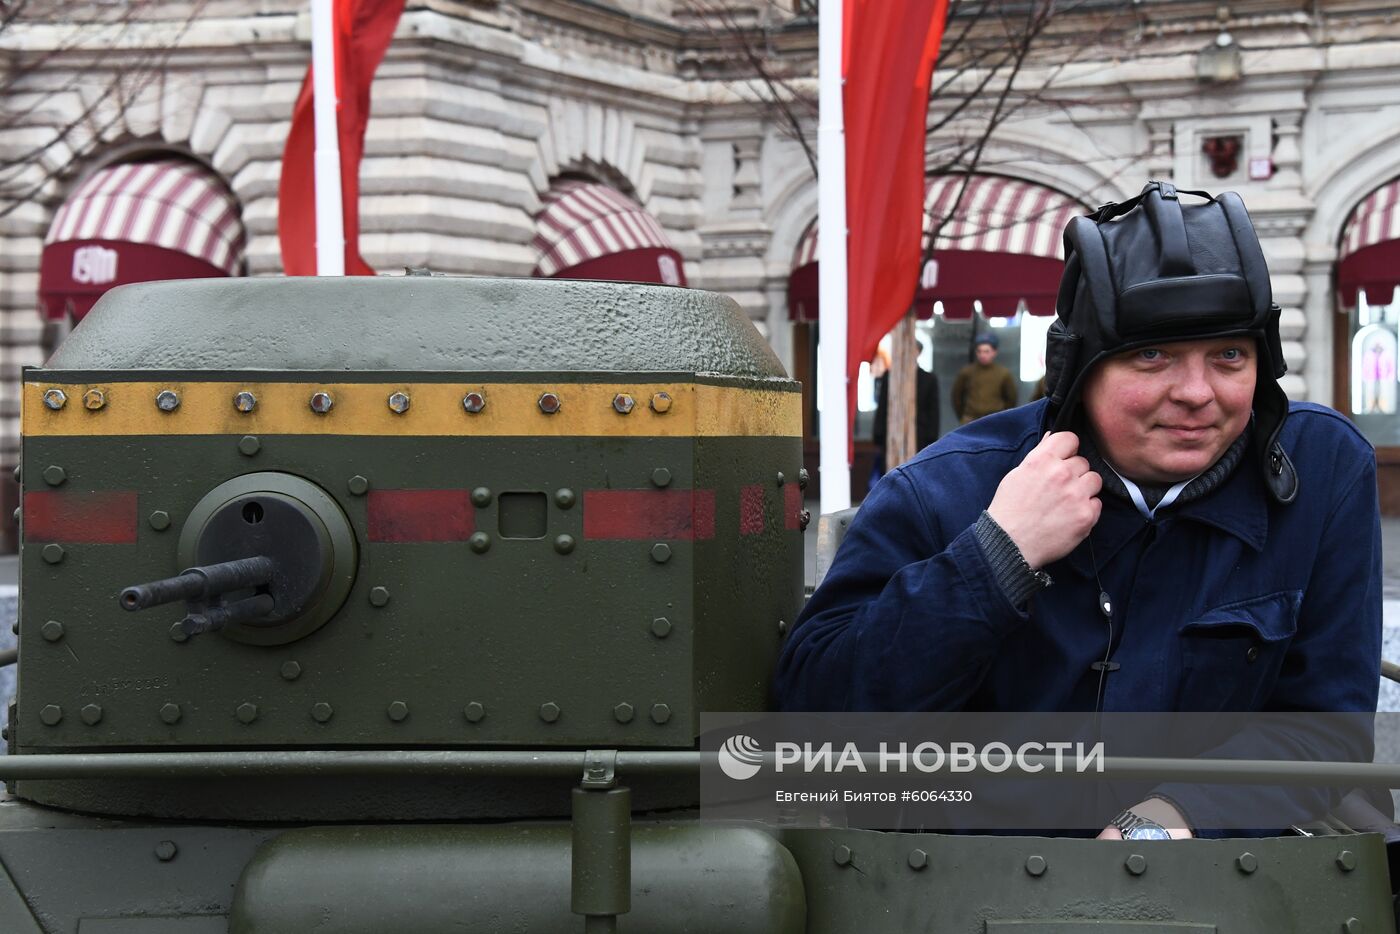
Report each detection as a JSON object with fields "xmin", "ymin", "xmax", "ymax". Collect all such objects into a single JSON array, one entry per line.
[{"xmin": 773, "ymin": 182, "xmax": 1382, "ymax": 841}]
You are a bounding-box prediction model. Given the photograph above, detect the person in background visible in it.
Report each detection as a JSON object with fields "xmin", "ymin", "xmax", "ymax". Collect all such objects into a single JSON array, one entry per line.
[
  {"xmin": 872, "ymin": 340, "xmax": 940, "ymax": 484},
  {"xmin": 952, "ymin": 332, "xmax": 1017, "ymax": 424}
]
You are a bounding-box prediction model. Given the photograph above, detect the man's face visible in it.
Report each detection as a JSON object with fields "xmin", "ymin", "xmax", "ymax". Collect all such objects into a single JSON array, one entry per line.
[
  {"xmin": 1081, "ymin": 336, "xmax": 1257, "ymax": 484},
  {"xmin": 975, "ymin": 343, "xmax": 997, "ymax": 365}
]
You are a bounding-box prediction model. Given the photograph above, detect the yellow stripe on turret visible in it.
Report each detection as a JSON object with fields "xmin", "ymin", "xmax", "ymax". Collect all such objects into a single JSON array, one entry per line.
[{"xmin": 23, "ymin": 381, "xmax": 802, "ymax": 438}]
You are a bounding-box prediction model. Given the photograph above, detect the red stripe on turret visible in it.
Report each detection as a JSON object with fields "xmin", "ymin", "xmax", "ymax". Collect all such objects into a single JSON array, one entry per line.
[
  {"xmin": 784, "ymin": 483, "xmax": 803, "ymax": 531},
  {"xmin": 740, "ymin": 484, "xmax": 765, "ymax": 536},
  {"xmin": 368, "ymin": 490, "xmax": 474, "ymax": 542},
  {"xmin": 584, "ymin": 489, "xmax": 716, "ymax": 540},
  {"xmin": 24, "ymin": 491, "xmax": 138, "ymax": 543}
]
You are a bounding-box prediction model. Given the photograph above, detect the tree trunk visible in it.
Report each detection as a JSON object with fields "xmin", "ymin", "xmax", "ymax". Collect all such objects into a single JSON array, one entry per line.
[{"xmin": 886, "ymin": 310, "xmax": 919, "ymax": 468}]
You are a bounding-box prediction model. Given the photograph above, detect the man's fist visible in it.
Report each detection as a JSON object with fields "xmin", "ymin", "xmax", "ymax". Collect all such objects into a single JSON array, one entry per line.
[{"xmin": 986, "ymin": 431, "xmax": 1102, "ymax": 570}]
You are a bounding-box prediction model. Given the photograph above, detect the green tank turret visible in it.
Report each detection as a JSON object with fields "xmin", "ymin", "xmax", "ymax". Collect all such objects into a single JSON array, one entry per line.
[{"xmin": 0, "ymin": 275, "xmax": 1395, "ymax": 934}]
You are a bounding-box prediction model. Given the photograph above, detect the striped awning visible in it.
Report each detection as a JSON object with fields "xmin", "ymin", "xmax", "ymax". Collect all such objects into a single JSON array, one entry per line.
[
  {"xmin": 788, "ymin": 220, "xmax": 819, "ymax": 322},
  {"xmin": 787, "ymin": 174, "xmax": 1087, "ymax": 322},
  {"xmin": 1338, "ymin": 178, "xmax": 1400, "ymax": 306},
  {"xmin": 40, "ymin": 159, "xmax": 244, "ymax": 322},
  {"xmin": 531, "ymin": 180, "xmax": 686, "ymax": 286}
]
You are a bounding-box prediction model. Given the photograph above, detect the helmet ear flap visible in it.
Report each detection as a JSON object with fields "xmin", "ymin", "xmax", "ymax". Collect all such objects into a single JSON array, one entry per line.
[{"xmin": 1043, "ymin": 318, "xmax": 1081, "ymax": 406}]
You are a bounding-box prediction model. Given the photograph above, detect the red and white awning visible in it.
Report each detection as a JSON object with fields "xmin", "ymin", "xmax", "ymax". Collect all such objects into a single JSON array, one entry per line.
[
  {"xmin": 531, "ymin": 180, "xmax": 686, "ymax": 286},
  {"xmin": 40, "ymin": 159, "xmax": 245, "ymax": 322},
  {"xmin": 1338, "ymin": 178, "xmax": 1400, "ymax": 306},
  {"xmin": 787, "ymin": 174, "xmax": 1087, "ymax": 322}
]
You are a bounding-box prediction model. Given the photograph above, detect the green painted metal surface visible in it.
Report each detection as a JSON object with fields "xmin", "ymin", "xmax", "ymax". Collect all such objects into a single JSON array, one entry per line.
[{"xmin": 47, "ymin": 277, "xmax": 788, "ymax": 378}]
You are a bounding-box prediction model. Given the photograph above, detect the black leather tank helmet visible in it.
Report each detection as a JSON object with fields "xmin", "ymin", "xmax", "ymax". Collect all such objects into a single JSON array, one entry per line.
[{"xmin": 1043, "ymin": 180, "xmax": 1297, "ymax": 504}]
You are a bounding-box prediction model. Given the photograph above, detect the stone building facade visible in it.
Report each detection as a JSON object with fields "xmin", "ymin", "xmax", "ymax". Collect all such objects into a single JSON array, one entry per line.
[{"xmin": 4, "ymin": 0, "xmax": 1400, "ymax": 531}]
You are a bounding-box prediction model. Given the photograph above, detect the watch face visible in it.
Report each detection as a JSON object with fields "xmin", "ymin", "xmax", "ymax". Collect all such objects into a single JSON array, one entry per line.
[{"xmin": 1126, "ymin": 825, "xmax": 1171, "ymax": 841}]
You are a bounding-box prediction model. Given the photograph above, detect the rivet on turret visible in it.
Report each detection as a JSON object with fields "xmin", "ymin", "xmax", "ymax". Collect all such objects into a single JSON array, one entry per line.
[
  {"xmin": 41, "ymin": 544, "xmax": 64, "ymax": 565},
  {"xmin": 776, "ymin": 471, "xmax": 785, "ymax": 486},
  {"xmin": 464, "ymin": 702, "xmax": 485, "ymax": 723},
  {"xmin": 169, "ymin": 622, "xmax": 189, "ymax": 643},
  {"xmin": 1026, "ymin": 855, "xmax": 1047, "ymax": 876},
  {"xmin": 80, "ymin": 703, "xmax": 103, "ymax": 725},
  {"xmin": 387, "ymin": 392, "xmax": 411, "ymax": 414},
  {"xmin": 369, "ymin": 586, "xmax": 390, "ymax": 607},
  {"xmin": 650, "ymin": 703, "xmax": 672, "ymax": 724},
  {"xmin": 155, "ymin": 390, "xmax": 180, "ymax": 412},
  {"xmin": 651, "ymin": 617, "xmax": 672, "ymax": 638},
  {"xmin": 538, "ymin": 392, "xmax": 562, "ymax": 415},
  {"xmin": 555, "ymin": 488, "xmax": 575, "ymax": 509},
  {"xmin": 311, "ymin": 703, "xmax": 334, "ymax": 723},
  {"xmin": 42, "ymin": 388, "xmax": 67, "ymax": 410},
  {"xmin": 387, "ymin": 701, "xmax": 409, "ymax": 722},
  {"xmin": 238, "ymin": 436, "xmax": 261, "ymax": 457},
  {"xmin": 149, "ymin": 510, "xmax": 171, "ymax": 531},
  {"xmin": 612, "ymin": 393, "xmax": 635, "ymax": 414},
  {"xmin": 1236, "ymin": 852, "xmax": 1258, "ymax": 874},
  {"xmin": 650, "ymin": 543, "xmax": 672, "ymax": 564},
  {"xmin": 777, "ymin": 619, "xmax": 788, "ymax": 636},
  {"xmin": 1125, "ymin": 854, "xmax": 1147, "ymax": 875},
  {"xmin": 280, "ymin": 661, "xmax": 302, "ymax": 681},
  {"xmin": 83, "ymin": 389, "xmax": 106, "ymax": 410},
  {"xmin": 40, "ymin": 620, "xmax": 63, "ymax": 642},
  {"xmin": 160, "ymin": 703, "xmax": 182, "ymax": 724},
  {"xmin": 347, "ymin": 475, "xmax": 369, "ymax": 496},
  {"xmin": 650, "ymin": 392, "xmax": 672, "ymax": 414},
  {"xmin": 42, "ymin": 465, "xmax": 66, "ymax": 486},
  {"xmin": 833, "ymin": 845, "xmax": 852, "ymax": 867},
  {"xmin": 233, "ymin": 391, "xmax": 257, "ymax": 413},
  {"xmin": 1337, "ymin": 850, "xmax": 1357, "ymax": 872},
  {"xmin": 310, "ymin": 391, "xmax": 334, "ymax": 414},
  {"xmin": 469, "ymin": 532, "xmax": 491, "ymax": 553},
  {"xmin": 554, "ymin": 534, "xmax": 575, "ymax": 555},
  {"xmin": 471, "ymin": 487, "xmax": 493, "ymax": 507},
  {"xmin": 651, "ymin": 468, "xmax": 671, "ymax": 488},
  {"xmin": 462, "ymin": 391, "xmax": 486, "ymax": 414},
  {"xmin": 236, "ymin": 703, "xmax": 259, "ymax": 724},
  {"xmin": 614, "ymin": 703, "xmax": 635, "ymax": 723},
  {"xmin": 154, "ymin": 841, "xmax": 178, "ymax": 862},
  {"xmin": 798, "ymin": 468, "xmax": 809, "ymax": 490},
  {"xmin": 539, "ymin": 702, "xmax": 561, "ymax": 723},
  {"xmin": 908, "ymin": 849, "xmax": 928, "ymax": 870},
  {"xmin": 1345, "ymin": 919, "xmax": 1366, "ymax": 934},
  {"xmin": 40, "ymin": 705, "xmax": 62, "ymax": 726}
]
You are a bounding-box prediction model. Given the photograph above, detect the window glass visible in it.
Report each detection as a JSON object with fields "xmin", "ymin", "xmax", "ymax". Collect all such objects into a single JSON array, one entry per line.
[{"xmin": 1349, "ymin": 288, "xmax": 1400, "ymax": 444}]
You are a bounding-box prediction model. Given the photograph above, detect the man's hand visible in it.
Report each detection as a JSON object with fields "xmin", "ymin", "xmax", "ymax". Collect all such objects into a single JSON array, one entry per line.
[
  {"xmin": 1097, "ymin": 797, "xmax": 1194, "ymax": 840},
  {"xmin": 986, "ymin": 431, "xmax": 1102, "ymax": 569}
]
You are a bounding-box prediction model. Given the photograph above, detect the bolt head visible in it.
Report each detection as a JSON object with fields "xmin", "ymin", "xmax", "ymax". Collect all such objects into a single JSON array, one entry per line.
[
  {"xmin": 1236, "ymin": 852, "xmax": 1258, "ymax": 874},
  {"xmin": 1345, "ymin": 918, "xmax": 1366, "ymax": 934},
  {"xmin": 233, "ymin": 391, "xmax": 257, "ymax": 413},
  {"xmin": 650, "ymin": 543, "xmax": 672, "ymax": 564},
  {"xmin": 650, "ymin": 391, "xmax": 673, "ymax": 413},
  {"xmin": 554, "ymin": 488, "xmax": 576, "ymax": 509},
  {"xmin": 154, "ymin": 841, "xmax": 178, "ymax": 862},
  {"xmin": 1026, "ymin": 855, "xmax": 1047, "ymax": 876},
  {"xmin": 80, "ymin": 703, "xmax": 102, "ymax": 725},
  {"xmin": 539, "ymin": 702, "xmax": 561, "ymax": 723},
  {"xmin": 40, "ymin": 620, "xmax": 63, "ymax": 642},
  {"xmin": 650, "ymin": 703, "xmax": 672, "ymax": 724},
  {"xmin": 311, "ymin": 702, "xmax": 334, "ymax": 723},
  {"xmin": 612, "ymin": 393, "xmax": 635, "ymax": 414},
  {"xmin": 82, "ymin": 389, "xmax": 106, "ymax": 410},
  {"xmin": 1125, "ymin": 854, "xmax": 1147, "ymax": 875},
  {"xmin": 387, "ymin": 391, "xmax": 411, "ymax": 414},
  {"xmin": 369, "ymin": 586, "xmax": 390, "ymax": 607},
  {"xmin": 155, "ymin": 390, "xmax": 180, "ymax": 412},
  {"xmin": 798, "ymin": 468, "xmax": 809, "ymax": 490},
  {"xmin": 347, "ymin": 475, "xmax": 370, "ymax": 496},
  {"xmin": 1337, "ymin": 850, "xmax": 1357, "ymax": 872},
  {"xmin": 160, "ymin": 703, "xmax": 182, "ymax": 724},
  {"xmin": 469, "ymin": 532, "xmax": 491, "ymax": 553},
  {"xmin": 833, "ymin": 845, "xmax": 852, "ymax": 866},
  {"xmin": 41, "ymin": 543, "xmax": 64, "ymax": 565},
  {"xmin": 280, "ymin": 661, "xmax": 302, "ymax": 681},
  {"xmin": 537, "ymin": 392, "xmax": 562, "ymax": 414},
  {"xmin": 471, "ymin": 487, "xmax": 493, "ymax": 507},
  {"xmin": 149, "ymin": 510, "xmax": 171, "ymax": 531},
  {"xmin": 777, "ymin": 619, "xmax": 788, "ymax": 636},
  {"xmin": 387, "ymin": 701, "xmax": 409, "ymax": 722},
  {"xmin": 42, "ymin": 388, "xmax": 68, "ymax": 410},
  {"xmin": 236, "ymin": 702, "xmax": 259, "ymax": 724},
  {"xmin": 462, "ymin": 391, "xmax": 486, "ymax": 414},
  {"xmin": 309, "ymin": 391, "xmax": 334, "ymax": 414},
  {"xmin": 42, "ymin": 465, "xmax": 66, "ymax": 486},
  {"xmin": 238, "ymin": 435, "xmax": 261, "ymax": 456},
  {"xmin": 908, "ymin": 848, "xmax": 928, "ymax": 870},
  {"xmin": 613, "ymin": 702, "xmax": 635, "ymax": 723},
  {"xmin": 651, "ymin": 617, "xmax": 672, "ymax": 638},
  {"xmin": 463, "ymin": 702, "xmax": 485, "ymax": 723},
  {"xmin": 169, "ymin": 622, "xmax": 189, "ymax": 643},
  {"xmin": 651, "ymin": 467, "xmax": 672, "ymax": 488},
  {"xmin": 554, "ymin": 534, "xmax": 575, "ymax": 554},
  {"xmin": 39, "ymin": 705, "xmax": 62, "ymax": 726}
]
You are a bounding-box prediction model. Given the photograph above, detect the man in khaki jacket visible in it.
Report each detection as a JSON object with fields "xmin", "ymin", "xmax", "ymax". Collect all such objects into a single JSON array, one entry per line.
[{"xmin": 951, "ymin": 332, "xmax": 1017, "ymax": 424}]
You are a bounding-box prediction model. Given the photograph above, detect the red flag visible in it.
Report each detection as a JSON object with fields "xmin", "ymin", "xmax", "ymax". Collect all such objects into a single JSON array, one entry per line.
[
  {"xmin": 278, "ymin": 0, "xmax": 405, "ymax": 275},
  {"xmin": 842, "ymin": 0, "xmax": 948, "ymax": 454}
]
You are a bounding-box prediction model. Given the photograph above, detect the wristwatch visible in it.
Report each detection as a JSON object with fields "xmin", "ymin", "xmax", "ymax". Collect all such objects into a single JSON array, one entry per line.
[{"xmin": 1110, "ymin": 808, "xmax": 1171, "ymax": 840}]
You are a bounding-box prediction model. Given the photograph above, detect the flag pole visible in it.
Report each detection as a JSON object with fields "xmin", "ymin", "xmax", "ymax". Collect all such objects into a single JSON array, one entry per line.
[
  {"xmin": 311, "ymin": 0, "xmax": 345, "ymax": 276},
  {"xmin": 817, "ymin": 0, "xmax": 851, "ymax": 513}
]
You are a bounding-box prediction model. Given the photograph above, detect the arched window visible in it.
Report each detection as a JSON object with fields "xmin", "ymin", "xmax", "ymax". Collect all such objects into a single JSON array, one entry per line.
[{"xmin": 531, "ymin": 180, "xmax": 686, "ymax": 286}]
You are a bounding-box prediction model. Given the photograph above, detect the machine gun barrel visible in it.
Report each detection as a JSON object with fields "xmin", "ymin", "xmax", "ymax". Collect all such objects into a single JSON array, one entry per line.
[
  {"xmin": 119, "ymin": 556, "xmax": 275, "ymax": 612},
  {"xmin": 181, "ymin": 593, "xmax": 277, "ymax": 636}
]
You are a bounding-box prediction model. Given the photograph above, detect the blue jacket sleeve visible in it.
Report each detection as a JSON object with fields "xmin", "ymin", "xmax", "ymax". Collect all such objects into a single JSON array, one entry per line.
[{"xmin": 772, "ymin": 466, "xmax": 1029, "ymax": 711}]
